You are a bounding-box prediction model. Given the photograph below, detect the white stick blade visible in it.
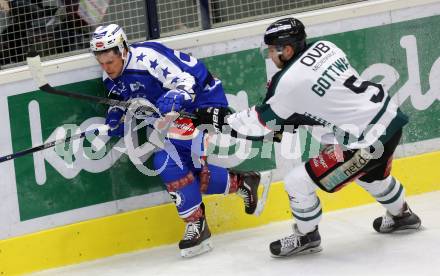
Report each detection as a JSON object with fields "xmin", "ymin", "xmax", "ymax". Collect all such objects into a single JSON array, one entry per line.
[
  {"xmin": 26, "ymin": 52, "xmax": 48, "ymax": 88},
  {"xmin": 254, "ymin": 170, "xmax": 273, "ymax": 216}
]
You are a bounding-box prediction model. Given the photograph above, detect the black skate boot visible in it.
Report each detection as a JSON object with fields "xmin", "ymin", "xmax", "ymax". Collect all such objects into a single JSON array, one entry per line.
[
  {"xmin": 373, "ymin": 202, "xmax": 421, "ymax": 233},
  {"xmin": 231, "ymin": 171, "xmax": 261, "ymax": 214},
  {"xmin": 179, "ymin": 203, "xmax": 213, "ymax": 257},
  {"xmin": 270, "ymin": 224, "xmax": 322, "ymax": 257}
]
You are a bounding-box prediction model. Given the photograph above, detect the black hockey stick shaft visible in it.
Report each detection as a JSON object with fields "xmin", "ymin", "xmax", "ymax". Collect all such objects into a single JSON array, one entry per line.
[
  {"xmin": 40, "ymin": 84, "xmax": 126, "ymax": 107},
  {"xmin": 26, "ymin": 52, "xmax": 196, "ymax": 119},
  {"xmin": 26, "ymin": 52, "xmax": 274, "ymax": 142},
  {"xmin": 39, "ymin": 82, "xmax": 196, "ymax": 119},
  {"xmin": 39, "ymin": 83, "xmax": 273, "ymax": 141},
  {"xmin": 0, "ymin": 125, "xmax": 109, "ymax": 163}
]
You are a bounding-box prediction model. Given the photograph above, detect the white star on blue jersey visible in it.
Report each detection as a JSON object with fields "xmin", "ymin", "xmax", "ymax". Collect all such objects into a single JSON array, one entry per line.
[
  {"xmin": 150, "ymin": 59, "xmax": 158, "ymax": 69},
  {"xmin": 162, "ymin": 67, "xmax": 170, "ymax": 78},
  {"xmin": 136, "ymin": 53, "xmax": 146, "ymax": 62}
]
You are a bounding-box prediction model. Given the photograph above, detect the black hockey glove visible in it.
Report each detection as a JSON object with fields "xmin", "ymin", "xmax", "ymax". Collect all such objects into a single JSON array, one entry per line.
[
  {"xmin": 273, "ymin": 131, "xmax": 283, "ymax": 143},
  {"xmin": 194, "ymin": 107, "xmax": 232, "ymax": 133},
  {"xmin": 271, "ymin": 125, "xmax": 298, "ymax": 143}
]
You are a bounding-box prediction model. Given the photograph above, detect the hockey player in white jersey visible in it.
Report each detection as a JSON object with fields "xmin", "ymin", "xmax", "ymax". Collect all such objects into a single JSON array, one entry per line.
[{"xmin": 196, "ymin": 17, "xmax": 421, "ymax": 257}]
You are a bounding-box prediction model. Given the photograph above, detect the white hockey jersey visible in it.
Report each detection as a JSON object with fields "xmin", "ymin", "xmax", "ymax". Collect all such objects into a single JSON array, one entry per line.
[{"xmin": 227, "ymin": 40, "xmax": 407, "ymax": 149}]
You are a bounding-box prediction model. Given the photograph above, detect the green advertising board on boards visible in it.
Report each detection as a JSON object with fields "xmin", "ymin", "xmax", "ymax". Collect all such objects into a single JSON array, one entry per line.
[{"xmin": 8, "ymin": 14, "xmax": 439, "ymax": 221}]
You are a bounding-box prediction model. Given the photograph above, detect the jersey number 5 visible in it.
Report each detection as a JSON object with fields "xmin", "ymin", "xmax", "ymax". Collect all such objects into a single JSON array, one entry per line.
[{"xmin": 343, "ymin": 75, "xmax": 384, "ymax": 103}]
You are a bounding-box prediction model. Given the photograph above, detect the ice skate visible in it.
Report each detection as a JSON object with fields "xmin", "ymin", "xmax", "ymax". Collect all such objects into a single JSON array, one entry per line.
[
  {"xmin": 373, "ymin": 202, "xmax": 421, "ymax": 233},
  {"xmin": 270, "ymin": 224, "xmax": 322, "ymax": 257},
  {"xmin": 179, "ymin": 204, "xmax": 213, "ymax": 258}
]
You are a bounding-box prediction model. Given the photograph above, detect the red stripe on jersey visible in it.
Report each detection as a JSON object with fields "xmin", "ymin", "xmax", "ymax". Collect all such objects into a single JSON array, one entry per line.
[
  {"xmin": 308, "ymin": 145, "xmax": 344, "ymax": 178},
  {"xmin": 170, "ymin": 117, "xmax": 196, "ymax": 136}
]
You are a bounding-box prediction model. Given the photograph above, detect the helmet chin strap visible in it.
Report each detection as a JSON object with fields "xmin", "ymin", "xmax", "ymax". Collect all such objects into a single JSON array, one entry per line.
[
  {"xmin": 120, "ymin": 48, "xmax": 130, "ymax": 76},
  {"xmin": 275, "ymin": 45, "xmax": 288, "ymax": 67},
  {"xmin": 277, "ymin": 49, "xmax": 288, "ymax": 67},
  {"xmin": 277, "ymin": 45, "xmax": 295, "ymax": 67},
  {"xmin": 121, "ymin": 48, "xmax": 128, "ymax": 61}
]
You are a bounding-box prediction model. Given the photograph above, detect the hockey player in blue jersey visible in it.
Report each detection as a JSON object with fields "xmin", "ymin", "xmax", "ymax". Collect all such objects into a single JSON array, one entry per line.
[{"xmin": 90, "ymin": 24, "xmax": 261, "ymax": 257}]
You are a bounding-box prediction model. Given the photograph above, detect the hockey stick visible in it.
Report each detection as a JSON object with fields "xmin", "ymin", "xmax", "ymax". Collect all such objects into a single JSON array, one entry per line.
[
  {"xmin": 26, "ymin": 51, "xmax": 196, "ymax": 119},
  {"xmin": 26, "ymin": 52, "xmax": 280, "ymax": 142},
  {"xmin": 0, "ymin": 125, "xmax": 109, "ymax": 163}
]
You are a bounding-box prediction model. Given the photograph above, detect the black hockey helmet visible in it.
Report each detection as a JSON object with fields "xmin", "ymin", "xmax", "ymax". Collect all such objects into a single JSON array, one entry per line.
[{"xmin": 264, "ymin": 17, "xmax": 307, "ymax": 54}]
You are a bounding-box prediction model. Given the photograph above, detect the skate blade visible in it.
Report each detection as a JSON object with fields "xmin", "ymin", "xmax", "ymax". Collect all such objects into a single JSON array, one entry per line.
[
  {"xmin": 254, "ymin": 170, "xmax": 273, "ymax": 216},
  {"xmin": 389, "ymin": 222, "xmax": 422, "ymax": 233},
  {"xmin": 271, "ymin": 245, "xmax": 323, "ymax": 258},
  {"xmin": 296, "ymin": 245, "xmax": 323, "ymax": 256},
  {"xmin": 180, "ymin": 238, "xmax": 213, "ymax": 258}
]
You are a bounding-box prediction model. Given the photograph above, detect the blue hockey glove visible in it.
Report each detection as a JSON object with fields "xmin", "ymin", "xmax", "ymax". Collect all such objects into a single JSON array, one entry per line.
[
  {"xmin": 105, "ymin": 107, "xmax": 125, "ymax": 137},
  {"xmin": 157, "ymin": 89, "xmax": 193, "ymax": 114}
]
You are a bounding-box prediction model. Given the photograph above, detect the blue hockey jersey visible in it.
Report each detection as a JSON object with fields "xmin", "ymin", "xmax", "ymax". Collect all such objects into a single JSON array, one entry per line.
[{"xmin": 102, "ymin": 41, "xmax": 228, "ymax": 112}]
